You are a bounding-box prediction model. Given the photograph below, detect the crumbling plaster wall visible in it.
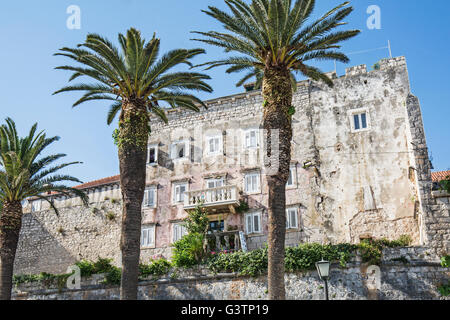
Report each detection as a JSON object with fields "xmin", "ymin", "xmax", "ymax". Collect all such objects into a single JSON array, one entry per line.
[{"xmin": 302, "ymin": 57, "xmax": 421, "ymax": 244}]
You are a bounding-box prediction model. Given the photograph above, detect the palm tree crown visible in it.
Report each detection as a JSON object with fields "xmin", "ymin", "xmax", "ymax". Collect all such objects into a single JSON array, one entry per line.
[
  {"xmin": 53, "ymin": 28, "xmax": 212, "ymax": 126},
  {"xmin": 0, "ymin": 118, "xmax": 87, "ymax": 212},
  {"xmin": 193, "ymin": 0, "xmax": 360, "ymax": 88}
]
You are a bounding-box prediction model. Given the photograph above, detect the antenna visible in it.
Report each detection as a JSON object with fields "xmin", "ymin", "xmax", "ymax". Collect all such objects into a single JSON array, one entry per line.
[{"xmin": 388, "ymin": 40, "xmax": 392, "ymax": 58}]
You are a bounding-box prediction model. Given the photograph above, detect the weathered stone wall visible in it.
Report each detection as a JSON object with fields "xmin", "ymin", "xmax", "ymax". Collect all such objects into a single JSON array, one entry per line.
[{"xmin": 12, "ymin": 248, "xmax": 449, "ymax": 300}]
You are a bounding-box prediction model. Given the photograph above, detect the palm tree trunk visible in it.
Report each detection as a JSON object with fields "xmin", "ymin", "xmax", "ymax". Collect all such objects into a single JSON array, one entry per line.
[
  {"xmin": 118, "ymin": 101, "xmax": 149, "ymax": 300},
  {"xmin": 0, "ymin": 201, "xmax": 23, "ymax": 300},
  {"xmin": 262, "ymin": 68, "xmax": 293, "ymax": 300}
]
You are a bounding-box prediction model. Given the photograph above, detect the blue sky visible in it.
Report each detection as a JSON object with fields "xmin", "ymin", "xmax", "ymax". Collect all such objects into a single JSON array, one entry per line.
[{"xmin": 0, "ymin": 0, "xmax": 448, "ymax": 185}]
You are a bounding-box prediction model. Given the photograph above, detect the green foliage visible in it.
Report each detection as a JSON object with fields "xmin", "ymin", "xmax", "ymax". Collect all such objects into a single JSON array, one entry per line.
[
  {"xmin": 53, "ymin": 27, "xmax": 212, "ymax": 127},
  {"xmin": 139, "ymin": 258, "xmax": 173, "ymax": 279},
  {"xmin": 0, "ymin": 117, "xmax": 88, "ymax": 213},
  {"xmin": 112, "ymin": 129, "xmax": 119, "ymax": 146},
  {"xmin": 106, "ymin": 212, "xmax": 116, "ymax": 221},
  {"xmin": 75, "ymin": 257, "xmax": 118, "ymax": 279},
  {"xmin": 441, "ymin": 255, "xmax": 450, "ymax": 268},
  {"xmin": 288, "ymin": 106, "xmax": 296, "ymax": 116},
  {"xmin": 439, "ymin": 177, "xmax": 450, "ymax": 193},
  {"xmin": 235, "ymin": 200, "xmax": 249, "ymax": 214},
  {"xmin": 183, "ymin": 204, "xmax": 209, "ymax": 235},
  {"xmin": 13, "ymin": 272, "xmax": 72, "ymax": 290},
  {"xmin": 438, "ymin": 284, "xmax": 450, "ymax": 296},
  {"xmin": 193, "ymin": 0, "xmax": 360, "ymax": 89},
  {"xmin": 206, "ymin": 236, "xmax": 412, "ymax": 276},
  {"xmin": 172, "ymin": 233, "xmax": 206, "ymax": 268}
]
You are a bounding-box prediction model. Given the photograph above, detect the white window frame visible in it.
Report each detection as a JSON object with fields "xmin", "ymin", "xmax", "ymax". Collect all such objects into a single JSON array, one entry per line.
[
  {"xmin": 31, "ymin": 200, "xmax": 41, "ymax": 212},
  {"xmin": 286, "ymin": 165, "xmax": 297, "ymax": 188},
  {"xmin": 147, "ymin": 144, "xmax": 158, "ymax": 166},
  {"xmin": 348, "ymin": 108, "xmax": 371, "ymax": 133},
  {"xmin": 244, "ymin": 172, "xmax": 261, "ymax": 194},
  {"xmin": 143, "ymin": 186, "xmax": 157, "ymax": 208},
  {"xmin": 206, "ymin": 135, "xmax": 223, "ymax": 156},
  {"xmin": 243, "ymin": 128, "xmax": 260, "ymax": 149},
  {"xmin": 245, "ymin": 211, "xmax": 262, "ymax": 235},
  {"xmin": 172, "ymin": 222, "xmax": 188, "ymax": 243},
  {"xmin": 172, "ymin": 182, "xmax": 189, "ymax": 204},
  {"xmin": 286, "ymin": 207, "xmax": 299, "ymax": 230},
  {"xmin": 205, "ymin": 177, "xmax": 225, "ymax": 189},
  {"xmin": 141, "ymin": 225, "xmax": 156, "ymax": 248},
  {"xmin": 170, "ymin": 140, "xmax": 190, "ymax": 161}
]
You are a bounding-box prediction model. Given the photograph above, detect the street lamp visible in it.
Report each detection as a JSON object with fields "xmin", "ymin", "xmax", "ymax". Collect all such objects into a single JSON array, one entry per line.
[{"xmin": 315, "ymin": 259, "xmax": 331, "ymax": 300}]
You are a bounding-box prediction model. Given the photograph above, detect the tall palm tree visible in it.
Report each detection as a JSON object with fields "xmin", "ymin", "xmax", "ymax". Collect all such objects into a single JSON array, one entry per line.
[
  {"xmin": 193, "ymin": 0, "xmax": 359, "ymax": 299},
  {"xmin": 0, "ymin": 118, "xmax": 87, "ymax": 300},
  {"xmin": 53, "ymin": 28, "xmax": 212, "ymax": 299}
]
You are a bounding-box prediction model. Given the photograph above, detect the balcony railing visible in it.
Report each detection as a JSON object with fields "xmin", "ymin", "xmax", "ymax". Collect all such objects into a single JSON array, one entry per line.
[
  {"xmin": 206, "ymin": 230, "xmax": 243, "ymax": 252},
  {"xmin": 184, "ymin": 185, "xmax": 239, "ymax": 209}
]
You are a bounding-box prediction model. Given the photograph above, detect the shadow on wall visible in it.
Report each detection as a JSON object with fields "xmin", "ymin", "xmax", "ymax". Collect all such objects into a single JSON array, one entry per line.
[{"xmin": 14, "ymin": 213, "xmax": 76, "ymax": 275}]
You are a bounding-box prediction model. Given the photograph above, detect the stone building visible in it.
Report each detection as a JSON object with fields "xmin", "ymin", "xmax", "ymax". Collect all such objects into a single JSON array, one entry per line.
[{"xmin": 14, "ymin": 56, "xmax": 450, "ymax": 274}]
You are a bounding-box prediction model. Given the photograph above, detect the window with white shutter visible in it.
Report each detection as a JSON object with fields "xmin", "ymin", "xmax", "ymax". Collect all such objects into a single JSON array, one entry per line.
[
  {"xmin": 286, "ymin": 165, "xmax": 297, "ymax": 188},
  {"xmin": 243, "ymin": 129, "xmax": 259, "ymax": 149},
  {"xmin": 172, "ymin": 223, "xmax": 187, "ymax": 243},
  {"xmin": 173, "ymin": 182, "xmax": 188, "ymax": 203},
  {"xmin": 244, "ymin": 172, "xmax": 260, "ymax": 194},
  {"xmin": 141, "ymin": 225, "xmax": 155, "ymax": 248},
  {"xmin": 245, "ymin": 211, "xmax": 262, "ymax": 234},
  {"xmin": 286, "ymin": 207, "xmax": 298, "ymax": 229},
  {"xmin": 143, "ymin": 187, "xmax": 157, "ymax": 208},
  {"xmin": 206, "ymin": 135, "xmax": 222, "ymax": 155}
]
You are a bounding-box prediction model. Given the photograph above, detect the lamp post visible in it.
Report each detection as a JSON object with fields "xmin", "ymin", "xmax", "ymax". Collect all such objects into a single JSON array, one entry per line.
[{"xmin": 315, "ymin": 259, "xmax": 331, "ymax": 300}]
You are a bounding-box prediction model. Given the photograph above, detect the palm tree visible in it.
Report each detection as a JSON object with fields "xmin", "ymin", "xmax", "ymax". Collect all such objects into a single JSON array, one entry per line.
[
  {"xmin": 53, "ymin": 28, "xmax": 212, "ymax": 299},
  {"xmin": 192, "ymin": 0, "xmax": 359, "ymax": 299},
  {"xmin": 0, "ymin": 118, "xmax": 87, "ymax": 300}
]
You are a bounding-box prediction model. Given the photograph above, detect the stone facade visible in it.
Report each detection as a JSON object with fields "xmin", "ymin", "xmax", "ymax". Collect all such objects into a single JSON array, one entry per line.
[
  {"xmin": 12, "ymin": 248, "xmax": 450, "ymax": 300},
  {"xmin": 13, "ymin": 56, "xmax": 449, "ymax": 275}
]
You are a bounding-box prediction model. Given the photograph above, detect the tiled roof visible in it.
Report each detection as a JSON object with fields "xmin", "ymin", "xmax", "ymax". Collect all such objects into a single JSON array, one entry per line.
[
  {"xmin": 431, "ymin": 171, "xmax": 450, "ymax": 182},
  {"xmin": 73, "ymin": 175, "xmax": 120, "ymax": 190}
]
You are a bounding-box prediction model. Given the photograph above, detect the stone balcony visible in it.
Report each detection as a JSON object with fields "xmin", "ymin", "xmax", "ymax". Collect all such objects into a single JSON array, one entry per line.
[{"xmin": 184, "ymin": 185, "xmax": 240, "ymax": 211}]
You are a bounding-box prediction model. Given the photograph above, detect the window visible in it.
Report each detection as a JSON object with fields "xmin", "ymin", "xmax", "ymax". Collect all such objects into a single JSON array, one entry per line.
[
  {"xmin": 349, "ymin": 108, "xmax": 370, "ymax": 132},
  {"xmin": 31, "ymin": 200, "xmax": 41, "ymax": 212},
  {"xmin": 173, "ymin": 182, "xmax": 188, "ymax": 203},
  {"xmin": 143, "ymin": 186, "xmax": 157, "ymax": 208},
  {"xmin": 244, "ymin": 129, "xmax": 259, "ymax": 149},
  {"xmin": 286, "ymin": 165, "xmax": 297, "ymax": 188},
  {"xmin": 286, "ymin": 207, "xmax": 298, "ymax": 229},
  {"xmin": 170, "ymin": 140, "xmax": 190, "ymax": 161},
  {"xmin": 206, "ymin": 178, "xmax": 225, "ymax": 189},
  {"xmin": 244, "ymin": 172, "xmax": 260, "ymax": 194},
  {"xmin": 172, "ymin": 223, "xmax": 187, "ymax": 243},
  {"xmin": 245, "ymin": 211, "xmax": 262, "ymax": 234},
  {"xmin": 141, "ymin": 225, "xmax": 155, "ymax": 248},
  {"xmin": 147, "ymin": 144, "xmax": 158, "ymax": 165},
  {"xmin": 206, "ymin": 135, "xmax": 223, "ymax": 155}
]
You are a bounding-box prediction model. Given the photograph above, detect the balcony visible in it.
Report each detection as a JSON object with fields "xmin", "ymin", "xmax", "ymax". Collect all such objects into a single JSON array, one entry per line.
[
  {"xmin": 184, "ymin": 185, "xmax": 240, "ymax": 210},
  {"xmin": 206, "ymin": 230, "xmax": 244, "ymax": 253}
]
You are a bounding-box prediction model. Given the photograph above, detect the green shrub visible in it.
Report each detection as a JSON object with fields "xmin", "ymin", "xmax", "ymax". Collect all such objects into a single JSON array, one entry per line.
[
  {"xmin": 139, "ymin": 258, "xmax": 172, "ymax": 278},
  {"xmin": 438, "ymin": 284, "xmax": 450, "ymax": 296},
  {"xmin": 173, "ymin": 233, "xmax": 205, "ymax": 268},
  {"xmin": 441, "ymin": 255, "xmax": 450, "ymax": 268}
]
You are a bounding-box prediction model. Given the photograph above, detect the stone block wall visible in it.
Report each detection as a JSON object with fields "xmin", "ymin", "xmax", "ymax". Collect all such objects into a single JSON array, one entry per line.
[{"xmin": 12, "ymin": 248, "xmax": 449, "ymax": 300}]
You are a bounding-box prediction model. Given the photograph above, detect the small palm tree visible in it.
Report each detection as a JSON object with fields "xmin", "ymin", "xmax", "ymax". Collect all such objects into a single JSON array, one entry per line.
[
  {"xmin": 0, "ymin": 118, "xmax": 87, "ymax": 300},
  {"xmin": 53, "ymin": 28, "xmax": 212, "ymax": 299},
  {"xmin": 193, "ymin": 0, "xmax": 359, "ymax": 299}
]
